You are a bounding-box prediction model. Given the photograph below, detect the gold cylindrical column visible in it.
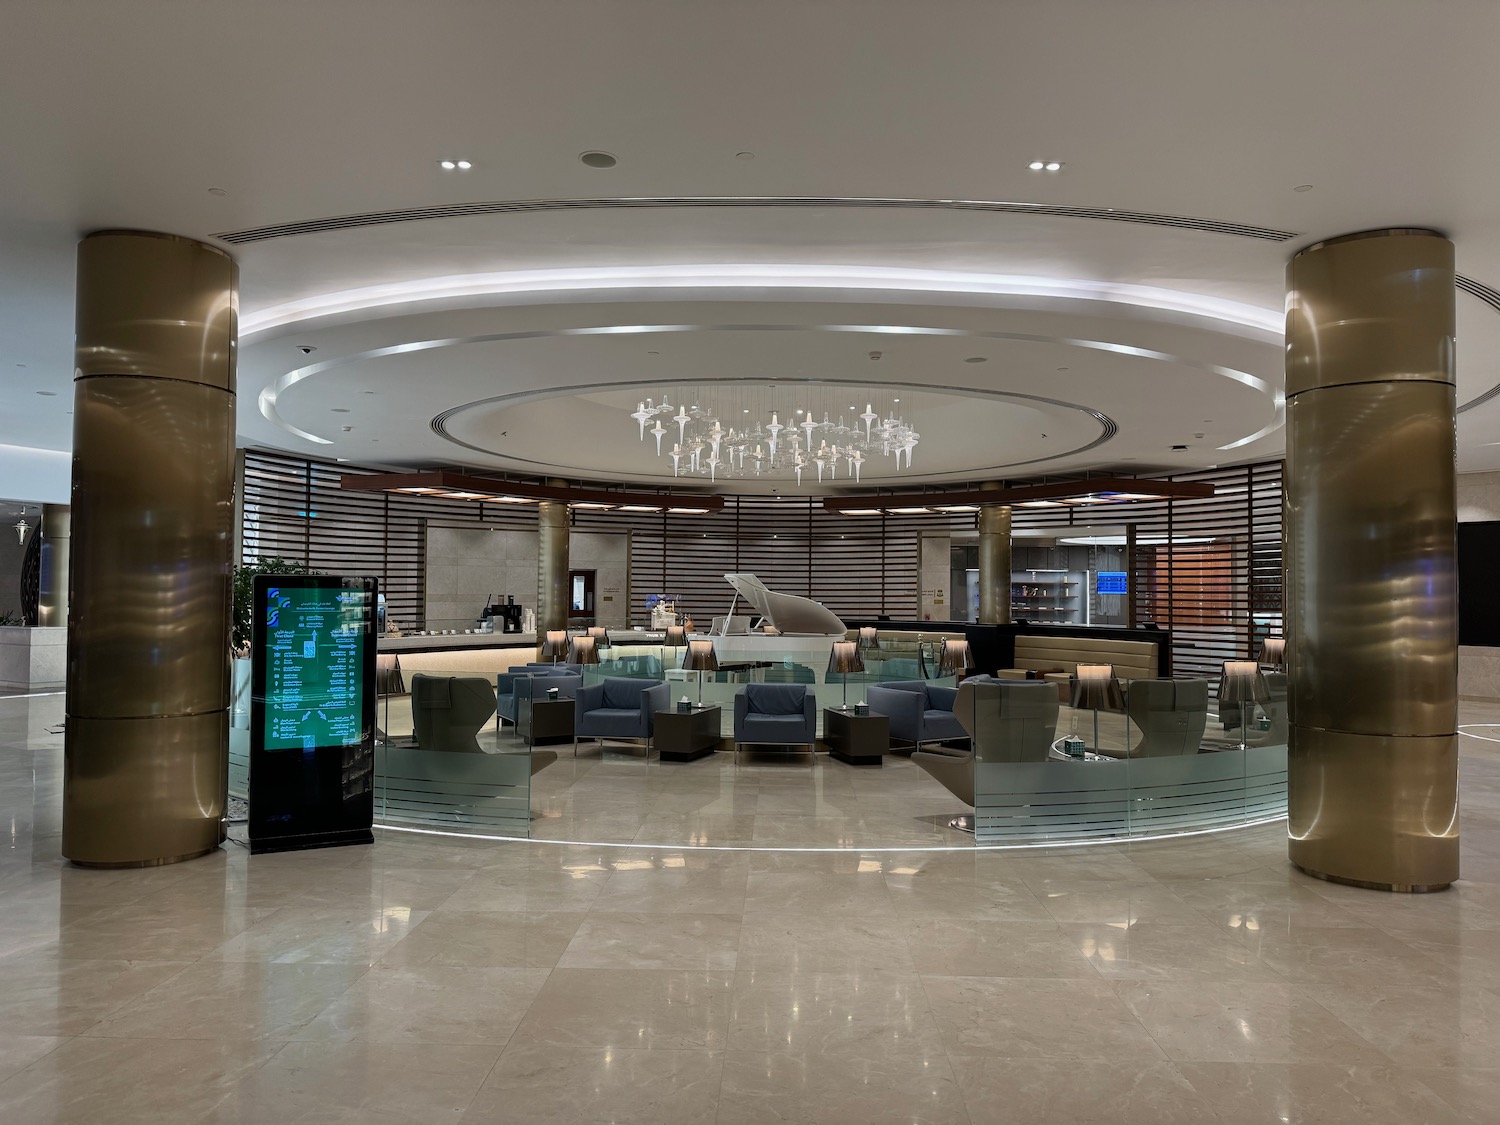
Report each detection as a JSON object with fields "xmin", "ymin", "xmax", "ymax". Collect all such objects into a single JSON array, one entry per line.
[
  {"xmin": 976, "ymin": 503, "xmax": 1012, "ymax": 625},
  {"xmin": 63, "ymin": 230, "xmax": 237, "ymax": 868},
  {"xmin": 1285, "ymin": 228, "xmax": 1458, "ymax": 892},
  {"xmin": 537, "ymin": 489, "xmax": 570, "ymax": 639},
  {"xmin": 38, "ymin": 504, "xmax": 70, "ymax": 628}
]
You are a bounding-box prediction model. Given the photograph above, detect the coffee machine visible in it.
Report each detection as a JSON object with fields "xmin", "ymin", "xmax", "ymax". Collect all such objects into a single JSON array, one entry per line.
[{"xmin": 483, "ymin": 594, "xmax": 524, "ymax": 634}]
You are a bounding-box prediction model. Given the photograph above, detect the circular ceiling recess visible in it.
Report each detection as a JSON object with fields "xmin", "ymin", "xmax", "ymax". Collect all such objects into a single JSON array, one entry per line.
[{"xmin": 432, "ymin": 377, "xmax": 1114, "ymax": 488}]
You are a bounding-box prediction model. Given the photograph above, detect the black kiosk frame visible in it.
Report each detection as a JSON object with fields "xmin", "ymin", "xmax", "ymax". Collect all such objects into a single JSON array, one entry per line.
[{"xmin": 249, "ymin": 574, "xmax": 378, "ymax": 854}]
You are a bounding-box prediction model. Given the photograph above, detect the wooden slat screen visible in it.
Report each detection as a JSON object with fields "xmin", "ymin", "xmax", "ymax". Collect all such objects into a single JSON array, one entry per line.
[
  {"xmin": 242, "ymin": 450, "xmax": 1282, "ymax": 667},
  {"xmin": 1008, "ymin": 461, "xmax": 1285, "ymax": 683}
]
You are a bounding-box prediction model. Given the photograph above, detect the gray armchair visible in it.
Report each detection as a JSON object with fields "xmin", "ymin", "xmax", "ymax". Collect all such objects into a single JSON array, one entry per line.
[
  {"xmin": 733, "ymin": 683, "xmax": 817, "ymax": 761},
  {"xmin": 866, "ymin": 679, "xmax": 968, "ymax": 751},
  {"xmin": 411, "ymin": 674, "xmax": 497, "ymax": 754},
  {"xmin": 497, "ymin": 669, "xmax": 582, "ymax": 729},
  {"xmin": 1122, "ymin": 678, "xmax": 1209, "ymax": 758},
  {"xmin": 913, "ymin": 679, "xmax": 1058, "ymax": 826},
  {"xmin": 573, "ymin": 677, "xmax": 670, "ymax": 754}
]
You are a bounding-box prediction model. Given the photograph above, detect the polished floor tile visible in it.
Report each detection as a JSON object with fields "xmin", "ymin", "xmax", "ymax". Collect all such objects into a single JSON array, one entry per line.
[{"xmin": 5, "ymin": 690, "xmax": 1500, "ymax": 1121}]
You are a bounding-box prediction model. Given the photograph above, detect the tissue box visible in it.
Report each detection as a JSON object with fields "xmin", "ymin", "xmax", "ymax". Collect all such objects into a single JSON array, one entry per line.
[
  {"xmin": 677, "ymin": 700, "xmax": 693, "ymax": 713},
  {"xmin": 1062, "ymin": 736, "xmax": 1086, "ymax": 758}
]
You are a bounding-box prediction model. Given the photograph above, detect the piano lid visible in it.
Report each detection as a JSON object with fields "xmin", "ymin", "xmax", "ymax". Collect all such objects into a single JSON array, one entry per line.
[{"xmin": 724, "ymin": 573, "xmax": 847, "ymax": 637}]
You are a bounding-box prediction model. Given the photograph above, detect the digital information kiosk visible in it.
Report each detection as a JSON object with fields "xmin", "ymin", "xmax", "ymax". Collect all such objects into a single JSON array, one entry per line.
[{"xmin": 249, "ymin": 574, "xmax": 378, "ymax": 854}]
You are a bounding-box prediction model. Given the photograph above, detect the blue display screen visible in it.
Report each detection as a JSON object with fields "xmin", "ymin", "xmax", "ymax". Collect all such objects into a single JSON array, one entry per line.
[{"xmin": 1097, "ymin": 571, "xmax": 1128, "ymax": 595}]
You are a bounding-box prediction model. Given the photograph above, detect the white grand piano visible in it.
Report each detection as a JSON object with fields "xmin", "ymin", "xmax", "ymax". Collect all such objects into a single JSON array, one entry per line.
[{"xmin": 690, "ymin": 572, "xmax": 846, "ymax": 676}]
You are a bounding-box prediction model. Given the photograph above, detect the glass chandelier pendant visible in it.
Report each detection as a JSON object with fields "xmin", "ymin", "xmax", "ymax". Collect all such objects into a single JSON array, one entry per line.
[{"xmin": 626, "ymin": 388, "xmax": 916, "ymax": 488}]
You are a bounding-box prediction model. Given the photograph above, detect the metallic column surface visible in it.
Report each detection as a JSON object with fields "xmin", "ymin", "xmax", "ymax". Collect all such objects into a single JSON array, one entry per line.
[
  {"xmin": 38, "ymin": 504, "xmax": 71, "ymax": 628},
  {"xmin": 1285, "ymin": 228, "xmax": 1458, "ymax": 891},
  {"xmin": 63, "ymin": 230, "xmax": 237, "ymax": 867},
  {"xmin": 536, "ymin": 496, "xmax": 570, "ymax": 638},
  {"xmin": 976, "ymin": 504, "xmax": 1012, "ymax": 625}
]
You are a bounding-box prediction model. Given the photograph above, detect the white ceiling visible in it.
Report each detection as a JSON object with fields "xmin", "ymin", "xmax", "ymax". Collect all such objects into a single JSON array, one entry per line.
[{"xmin": 5, "ymin": 0, "xmax": 1500, "ymax": 498}]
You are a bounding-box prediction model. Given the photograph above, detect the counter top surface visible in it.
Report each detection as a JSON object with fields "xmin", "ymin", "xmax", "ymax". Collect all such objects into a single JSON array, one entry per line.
[{"xmin": 380, "ymin": 632, "xmax": 535, "ymax": 652}]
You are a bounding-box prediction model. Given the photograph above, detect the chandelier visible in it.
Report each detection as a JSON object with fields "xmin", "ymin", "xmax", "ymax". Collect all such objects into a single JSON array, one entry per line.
[{"xmin": 626, "ymin": 387, "xmax": 919, "ymax": 485}]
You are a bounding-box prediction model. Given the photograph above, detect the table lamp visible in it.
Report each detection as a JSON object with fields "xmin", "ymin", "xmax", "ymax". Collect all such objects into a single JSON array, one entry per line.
[
  {"xmin": 663, "ymin": 625, "xmax": 687, "ymax": 670},
  {"xmin": 682, "ymin": 638, "xmax": 719, "ymax": 705},
  {"xmin": 1070, "ymin": 663, "xmax": 1125, "ymax": 754},
  {"xmin": 539, "ymin": 629, "xmax": 570, "ymax": 665},
  {"xmin": 857, "ymin": 626, "xmax": 880, "ymax": 650},
  {"xmin": 587, "ymin": 626, "xmax": 608, "ymax": 652},
  {"xmin": 568, "ymin": 634, "xmax": 600, "ymax": 667},
  {"xmin": 827, "ymin": 639, "xmax": 865, "ymax": 710},
  {"xmin": 937, "ymin": 638, "xmax": 973, "ymax": 681},
  {"xmin": 1219, "ymin": 659, "xmax": 1270, "ymax": 752},
  {"xmin": 1258, "ymin": 635, "xmax": 1285, "ymax": 670}
]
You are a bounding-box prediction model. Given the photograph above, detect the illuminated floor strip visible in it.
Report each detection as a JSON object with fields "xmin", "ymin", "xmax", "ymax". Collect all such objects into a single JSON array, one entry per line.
[{"xmin": 374, "ymin": 814, "xmax": 1288, "ymax": 853}]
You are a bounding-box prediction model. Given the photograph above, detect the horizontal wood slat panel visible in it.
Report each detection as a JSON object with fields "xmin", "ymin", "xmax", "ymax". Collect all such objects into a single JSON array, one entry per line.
[{"xmin": 242, "ymin": 451, "xmax": 1282, "ymax": 659}]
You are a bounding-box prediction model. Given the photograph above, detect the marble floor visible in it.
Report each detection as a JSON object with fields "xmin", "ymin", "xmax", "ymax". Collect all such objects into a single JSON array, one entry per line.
[{"xmin": 5, "ymin": 692, "xmax": 1500, "ymax": 1123}]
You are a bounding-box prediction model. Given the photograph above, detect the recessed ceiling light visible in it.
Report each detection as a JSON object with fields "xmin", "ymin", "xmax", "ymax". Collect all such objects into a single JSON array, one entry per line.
[
  {"xmin": 35, "ymin": 390, "xmax": 56, "ymax": 397},
  {"xmin": 1029, "ymin": 161, "xmax": 1064, "ymax": 172},
  {"xmin": 893, "ymin": 398, "xmax": 900, "ymax": 403},
  {"xmin": 456, "ymin": 160, "xmax": 472, "ymax": 170},
  {"xmin": 743, "ymin": 409, "xmax": 750, "ymax": 413},
  {"xmin": 964, "ymin": 356, "xmax": 987, "ymax": 364},
  {"xmin": 330, "ymin": 407, "xmax": 350, "ymax": 413},
  {"xmin": 580, "ymin": 151, "xmax": 618, "ymax": 168},
  {"xmin": 735, "ymin": 151, "xmax": 755, "ymax": 160},
  {"xmin": 1045, "ymin": 162, "xmax": 1063, "ymax": 172},
  {"xmin": 207, "ymin": 187, "xmax": 227, "ymax": 197},
  {"xmin": 438, "ymin": 160, "xmax": 473, "ymax": 171},
  {"xmin": 1028, "ymin": 161, "xmax": 1045, "ymax": 171},
  {"xmin": 439, "ymin": 161, "xmax": 456, "ymax": 170},
  {"xmin": 1293, "ymin": 184, "xmax": 1314, "ymax": 192}
]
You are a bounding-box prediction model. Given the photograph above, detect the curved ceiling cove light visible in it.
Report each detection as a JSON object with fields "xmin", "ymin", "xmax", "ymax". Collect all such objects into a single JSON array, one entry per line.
[
  {"xmin": 237, "ymin": 264, "xmax": 1285, "ymax": 338},
  {"xmin": 257, "ymin": 321, "xmax": 1279, "ymax": 455},
  {"xmin": 339, "ymin": 470, "xmax": 725, "ymax": 513},
  {"xmin": 822, "ymin": 477, "xmax": 1215, "ymax": 515}
]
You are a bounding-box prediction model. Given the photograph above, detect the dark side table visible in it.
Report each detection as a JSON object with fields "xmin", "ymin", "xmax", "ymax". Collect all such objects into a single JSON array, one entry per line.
[
  {"xmin": 523, "ymin": 697, "xmax": 575, "ymax": 746},
  {"xmin": 654, "ymin": 705, "xmax": 722, "ymax": 762},
  {"xmin": 824, "ymin": 708, "xmax": 888, "ymax": 766}
]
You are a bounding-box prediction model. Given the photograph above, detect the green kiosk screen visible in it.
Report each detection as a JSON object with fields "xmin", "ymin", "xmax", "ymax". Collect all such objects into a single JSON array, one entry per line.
[{"xmin": 261, "ymin": 585, "xmax": 370, "ymax": 751}]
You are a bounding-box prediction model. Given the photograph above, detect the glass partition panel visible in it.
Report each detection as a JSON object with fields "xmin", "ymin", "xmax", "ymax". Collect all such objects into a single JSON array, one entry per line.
[
  {"xmin": 376, "ymin": 664, "xmax": 536, "ymax": 836},
  {"xmin": 969, "ymin": 674, "xmax": 1287, "ymax": 844}
]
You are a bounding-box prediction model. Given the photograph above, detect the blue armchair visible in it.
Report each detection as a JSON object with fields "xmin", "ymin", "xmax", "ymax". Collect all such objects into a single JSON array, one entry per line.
[
  {"xmin": 867, "ymin": 679, "xmax": 969, "ymax": 751},
  {"xmin": 497, "ymin": 669, "xmax": 583, "ymax": 729},
  {"xmin": 733, "ymin": 683, "xmax": 817, "ymax": 761},
  {"xmin": 574, "ymin": 677, "xmax": 670, "ymax": 754}
]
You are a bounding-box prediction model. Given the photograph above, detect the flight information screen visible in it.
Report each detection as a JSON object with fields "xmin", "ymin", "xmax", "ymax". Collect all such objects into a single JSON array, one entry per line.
[
  {"xmin": 249, "ymin": 574, "xmax": 377, "ymax": 854},
  {"xmin": 261, "ymin": 584, "xmax": 369, "ymax": 751}
]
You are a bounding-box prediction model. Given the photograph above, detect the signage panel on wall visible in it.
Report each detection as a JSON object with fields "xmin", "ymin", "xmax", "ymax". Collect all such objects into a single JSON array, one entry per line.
[
  {"xmin": 1096, "ymin": 571, "xmax": 1129, "ymax": 596},
  {"xmin": 249, "ymin": 574, "xmax": 377, "ymax": 854}
]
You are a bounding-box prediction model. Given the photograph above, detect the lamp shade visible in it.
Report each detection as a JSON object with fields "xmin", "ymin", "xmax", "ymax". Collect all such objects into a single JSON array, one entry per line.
[
  {"xmin": 1219, "ymin": 660, "xmax": 1270, "ymax": 705},
  {"xmin": 587, "ymin": 626, "xmax": 608, "ymax": 648},
  {"xmin": 682, "ymin": 638, "xmax": 719, "ymax": 672},
  {"xmin": 827, "ymin": 639, "xmax": 865, "ymax": 675},
  {"xmin": 857, "ymin": 626, "xmax": 880, "ymax": 650},
  {"xmin": 568, "ymin": 635, "xmax": 600, "ymax": 665},
  {"xmin": 664, "ymin": 625, "xmax": 687, "ymax": 648},
  {"xmin": 938, "ymin": 638, "xmax": 974, "ymax": 678},
  {"xmin": 1258, "ymin": 635, "xmax": 1285, "ymax": 666},
  {"xmin": 539, "ymin": 629, "xmax": 570, "ymax": 659},
  {"xmin": 1071, "ymin": 663, "xmax": 1125, "ymax": 711}
]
